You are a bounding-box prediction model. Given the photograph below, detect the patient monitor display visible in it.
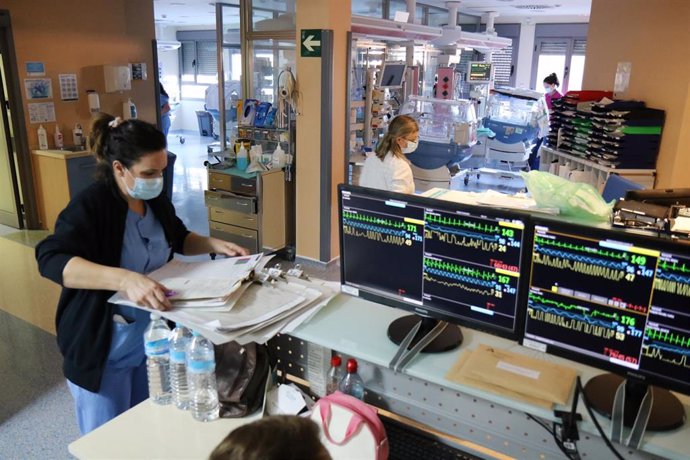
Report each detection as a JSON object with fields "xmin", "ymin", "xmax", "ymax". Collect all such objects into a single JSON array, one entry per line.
[
  {"xmin": 523, "ymin": 220, "xmax": 690, "ymax": 430},
  {"xmin": 378, "ymin": 63, "xmax": 407, "ymax": 89},
  {"xmin": 339, "ymin": 185, "xmax": 528, "ymax": 346},
  {"xmin": 467, "ymin": 62, "xmax": 493, "ymax": 83}
]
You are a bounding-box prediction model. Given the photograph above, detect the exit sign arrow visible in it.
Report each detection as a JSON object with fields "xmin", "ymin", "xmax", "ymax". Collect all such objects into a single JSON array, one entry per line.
[
  {"xmin": 300, "ymin": 29, "xmax": 322, "ymax": 57},
  {"xmin": 302, "ymin": 35, "xmax": 321, "ymax": 52}
]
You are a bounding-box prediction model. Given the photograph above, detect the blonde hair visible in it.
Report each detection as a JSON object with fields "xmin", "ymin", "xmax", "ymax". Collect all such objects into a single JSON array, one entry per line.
[{"xmin": 374, "ymin": 115, "xmax": 419, "ymax": 160}]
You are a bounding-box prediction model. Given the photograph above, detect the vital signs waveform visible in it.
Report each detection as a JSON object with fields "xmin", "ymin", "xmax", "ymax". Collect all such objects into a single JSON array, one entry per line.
[
  {"xmin": 654, "ymin": 278, "xmax": 690, "ymax": 297},
  {"xmin": 528, "ymin": 293, "xmax": 637, "ymax": 324},
  {"xmin": 528, "ymin": 301, "xmax": 619, "ymax": 329},
  {"xmin": 342, "ymin": 211, "xmax": 405, "ymax": 229},
  {"xmin": 645, "ymin": 329, "xmax": 690, "ymax": 348},
  {"xmin": 642, "ymin": 345, "xmax": 690, "ymax": 368},
  {"xmin": 535, "ymin": 247, "xmax": 630, "ymax": 270},
  {"xmin": 657, "ymin": 260, "xmax": 690, "ymax": 274},
  {"xmin": 533, "ymin": 253, "xmax": 627, "ymax": 282},
  {"xmin": 425, "ymin": 214, "xmax": 501, "ymax": 233},
  {"xmin": 343, "ymin": 225, "xmax": 410, "ymax": 246},
  {"xmin": 425, "ymin": 225, "xmax": 501, "ymax": 243},
  {"xmin": 423, "ymin": 267, "xmax": 496, "ymax": 288},
  {"xmin": 655, "ymin": 270, "xmax": 690, "ymax": 285},
  {"xmin": 425, "ymin": 228, "xmax": 510, "ymax": 252},
  {"xmin": 423, "ymin": 273, "xmax": 494, "ymax": 296},
  {"xmin": 534, "ymin": 236, "xmax": 629, "ymax": 260},
  {"xmin": 343, "ymin": 219, "xmax": 408, "ymax": 237},
  {"xmin": 527, "ymin": 305, "xmax": 619, "ymax": 340},
  {"xmin": 424, "ymin": 258, "xmax": 497, "ymax": 280}
]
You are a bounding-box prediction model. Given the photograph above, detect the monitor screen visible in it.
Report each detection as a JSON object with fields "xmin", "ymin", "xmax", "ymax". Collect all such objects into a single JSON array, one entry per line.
[
  {"xmin": 379, "ymin": 63, "xmax": 407, "ymax": 88},
  {"xmin": 339, "ymin": 185, "xmax": 530, "ymax": 339},
  {"xmin": 523, "ymin": 220, "xmax": 690, "ymax": 395},
  {"xmin": 467, "ymin": 62, "xmax": 492, "ymax": 83}
]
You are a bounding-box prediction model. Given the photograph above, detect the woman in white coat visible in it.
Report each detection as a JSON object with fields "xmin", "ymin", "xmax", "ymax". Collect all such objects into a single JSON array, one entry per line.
[{"xmin": 359, "ymin": 115, "xmax": 419, "ymax": 194}]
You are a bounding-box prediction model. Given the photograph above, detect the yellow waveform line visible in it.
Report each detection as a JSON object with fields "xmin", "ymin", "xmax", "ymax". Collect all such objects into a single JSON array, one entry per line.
[
  {"xmin": 425, "ymin": 230, "xmax": 504, "ymax": 252},
  {"xmin": 528, "ymin": 308, "xmax": 619, "ymax": 340},
  {"xmin": 343, "ymin": 226, "xmax": 409, "ymax": 246},
  {"xmin": 654, "ymin": 279, "xmax": 690, "ymax": 297},
  {"xmin": 423, "ymin": 273, "xmax": 494, "ymax": 296},
  {"xmin": 534, "ymin": 254, "xmax": 627, "ymax": 282},
  {"xmin": 642, "ymin": 346, "xmax": 690, "ymax": 369}
]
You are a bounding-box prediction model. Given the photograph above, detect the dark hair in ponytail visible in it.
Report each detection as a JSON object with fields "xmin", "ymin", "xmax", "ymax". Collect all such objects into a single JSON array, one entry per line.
[
  {"xmin": 90, "ymin": 113, "xmax": 166, "ymax": 181},
  {"xmin": 375, "ymin": 115, "xmax": 419, "ymax": 160},
  {"xmin": 543, "ymin": 73, "xmax": 560, "ymax": 87}
]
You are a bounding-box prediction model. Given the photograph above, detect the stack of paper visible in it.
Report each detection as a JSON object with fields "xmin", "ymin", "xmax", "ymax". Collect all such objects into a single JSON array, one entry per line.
[{"xmin": 109, "ymin": 254, "xmax": 338, "ymax": 345}]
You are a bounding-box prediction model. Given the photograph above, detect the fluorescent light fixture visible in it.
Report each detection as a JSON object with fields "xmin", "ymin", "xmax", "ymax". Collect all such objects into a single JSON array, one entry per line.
[{"xmin": 351, "ymin": 15, "xmax": 443, "ymax": 42}]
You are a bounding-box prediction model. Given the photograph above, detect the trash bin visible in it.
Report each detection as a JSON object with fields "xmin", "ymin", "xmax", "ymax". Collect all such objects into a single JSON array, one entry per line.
[
  {"xmin": 195, "ymin": 110, "xmax": 214, "ymax": 137},
  {"xmin": 163, "ymin": 151, "xmax": 177, "ymax": 200}
]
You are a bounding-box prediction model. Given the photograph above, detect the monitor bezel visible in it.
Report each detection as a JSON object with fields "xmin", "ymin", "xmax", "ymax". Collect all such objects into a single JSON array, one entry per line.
[
  {"xmin": 378, "ymin": 62, "xmax": 407, "ymax": 89},
  {"xmin": 523, "ymin": 216, "xmax": 690, "ymax": 396},
  {"xmin": 338, "ymin": 183, "xmax": 533, "ymax": 341},
  {"xmin": 467, "ymin": 61, "xmax": 493, "ymax": 83}
]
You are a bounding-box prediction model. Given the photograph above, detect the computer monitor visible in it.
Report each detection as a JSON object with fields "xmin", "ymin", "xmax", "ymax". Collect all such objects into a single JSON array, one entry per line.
[
  {"xmin": 467, "ymin": 61, "xmax": 492, "ymax": 83},
  {"xmin": 625, "ymin": 188, "xmax": 690, "ymax": 207},
  {"xmin": 378, "ymin": 63, "xmax": 407, "ymax": 89},
  {"xmin": 339, "ymin": 184, "xmax": 530, "ymax": 352},
  {"xmin": 523, "ymin": 218, "xmax": 690, "ymax": 431}
]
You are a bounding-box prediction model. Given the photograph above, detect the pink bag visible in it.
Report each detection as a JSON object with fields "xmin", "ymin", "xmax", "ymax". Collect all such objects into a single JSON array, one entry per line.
[{"xmin": 310, "ymin": 391, "xmax": 389, "ymax": 460}]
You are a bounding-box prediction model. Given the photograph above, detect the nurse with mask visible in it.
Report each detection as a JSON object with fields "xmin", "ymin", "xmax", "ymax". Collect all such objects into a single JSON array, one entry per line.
[
  {"xmin": 36, "ymin": 113, "xmax": 248, "ymax": 435},
  {"xmin": 543, "ymin": 73, "xmax": 562, "ymax": 109},
  {"xmin": 359, "ymin": 115, "xmax": 419, "ymax": 194}
]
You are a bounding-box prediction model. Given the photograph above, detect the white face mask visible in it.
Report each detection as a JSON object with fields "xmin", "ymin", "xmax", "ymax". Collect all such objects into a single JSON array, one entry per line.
[
  {"xmin": 124, "ymin": 168, "xmax": 164, "ymax": 200},
  {"xmin": 401, "ymin": 140, "xmax": 418, "ymax": 155},
  {"xmin": 544, "ymin": 85, "xmax": 554, "ymax": 94}
]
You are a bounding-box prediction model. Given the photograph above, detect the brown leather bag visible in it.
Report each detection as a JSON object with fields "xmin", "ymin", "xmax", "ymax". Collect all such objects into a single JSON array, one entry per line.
[{"xmin": 214, "ymin": 341, "xmax": 271, "ymax": 418}]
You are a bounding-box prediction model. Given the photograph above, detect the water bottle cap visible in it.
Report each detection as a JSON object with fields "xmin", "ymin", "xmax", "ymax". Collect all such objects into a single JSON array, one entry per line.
[
  {"xmin": 150, "ymin": 313, "xmax": 160, "ymax": 320},
  {"xmin": 330, "ymin": 355, "xmax": 342, "ymax": 367},
  {"xmin": 346, "ymin": 358, "xmax": 358, "ymax": 373}
]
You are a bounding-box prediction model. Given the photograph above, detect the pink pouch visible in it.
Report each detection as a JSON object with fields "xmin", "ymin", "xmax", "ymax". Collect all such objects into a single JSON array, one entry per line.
[{"xmin": 311, "ymin": 391, "xmax": 389, "ymax": 460}]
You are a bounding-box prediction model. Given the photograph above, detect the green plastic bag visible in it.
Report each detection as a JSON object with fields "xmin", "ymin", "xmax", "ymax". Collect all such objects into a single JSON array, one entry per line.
[{"xmin": 520, "ymin": 170, "xmax": 613, "ymax": 222}]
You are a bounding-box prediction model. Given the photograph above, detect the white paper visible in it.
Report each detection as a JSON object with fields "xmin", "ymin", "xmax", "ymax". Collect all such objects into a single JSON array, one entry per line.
[
  {"xmin": 496, "ymin": 360, "xmax": 541, "ymax": 380},
  {"xmin": 161, "ymin": 277, "xmax": 239, "ymax": 300},
  {"xmin": 28, "ymin": 102, "xmax": 56, "ymax": 124},
  {"xmin": 266, "ymin": 384, "xmax": 307, "ymax": 415},
  {"xmin": 58, "ymin": 74, "xmax": 79, "ymax": 101}
]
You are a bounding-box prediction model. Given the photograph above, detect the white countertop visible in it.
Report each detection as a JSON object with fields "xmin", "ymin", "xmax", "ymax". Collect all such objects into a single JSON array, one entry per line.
[{"xmin": 32, "ymin": 148, "xmax": 92, "ymax": 159}]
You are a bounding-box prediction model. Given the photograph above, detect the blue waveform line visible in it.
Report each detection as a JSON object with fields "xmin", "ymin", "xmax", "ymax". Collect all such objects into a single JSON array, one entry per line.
[
  {"xmin": 656, "ymin": 271, "xmax": 690, "ymax": 284},
  {"xmin": 343, "ymin": 219, "xmax": 408, "ymax": 237},
  {"xmin": 426, "ymin": 224, "xmax": 500, "ymax": 243},
  {"xmin": 537, "ymin": 247, "xmax": 629, "ymax": 270},
  {"xmin": 529, "ymin": 302, "xmax": 617, "ymax": 329},
  {"xmin": 424, "ymin": 267, "xmax": 496, "ymax": 288},
  {"xmin": 647, "ymin": 341, "xmax": 690, "ymax": 357}
]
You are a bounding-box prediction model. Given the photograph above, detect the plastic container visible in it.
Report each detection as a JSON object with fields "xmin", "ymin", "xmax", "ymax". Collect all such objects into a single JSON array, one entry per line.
[
  {"xmin": 326, "ymin": 355, "xmax": 343, "ymax": 395},
  {"xmin": 143, "ymin": 314, "xmax": 172, "ymax": 405},
  {"xmin": 236, "ymin": 144, "xmax": 248, "ymax": 171},
  {"xmin": 123, "ymin": 98, "xmax": 137, "ymax": 120},
  {"xmin": 186, "ymin": 331, "xmax": 219, "ymax": 422},
  {"xmin": 272, "ymin": 144, "xmax": 286, "ymax": 169},
  {"xmin": 37, "ymin": 125, "xmax": 49, "ymax": 150},
  {"xmin": 169, "ymin": 323, "xmax": 192, "ymax": 410},
  {"xmin": 54, "ymin": 125, "xmax": 64, "ymax": 149},
  {"xmin": 339, "ymin": 358, "xmax": 365, "ymax": 400},
  {"xmin": 72, "ymin": 123, "xmax": 84, "ymax": 148}
]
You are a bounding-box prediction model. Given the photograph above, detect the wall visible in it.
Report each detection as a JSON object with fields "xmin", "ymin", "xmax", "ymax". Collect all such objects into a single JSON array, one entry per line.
[
  {"xmin": 5, "ymin": 0, "xmax": 157, "ymax": 150},
  {"xmin": 583, "ymin": 0, "xmax": 690, "ymax": 187}
]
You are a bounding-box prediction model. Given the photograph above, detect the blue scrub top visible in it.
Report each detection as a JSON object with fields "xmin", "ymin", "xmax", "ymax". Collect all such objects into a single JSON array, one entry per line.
[
  {"xmin": 161, "ymin": 93, "xmax": 171, "ymax": 137},
  {"xmin": 109, "ymin": 203, "xmax": 171, "ymax": 368}
]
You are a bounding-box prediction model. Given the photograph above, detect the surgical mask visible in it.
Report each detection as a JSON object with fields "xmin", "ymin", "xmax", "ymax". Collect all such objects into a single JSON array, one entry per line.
[
  {"xmin": 544, "ymin": 86, "xmax": 554, "ymax": 94},
  {"xmin": 401, "ymin": 140, "xmax": 418, "ymax": 154},
  {"xmin": 124, "ymin": 168, "xmax": 163, "ymax": 200}
]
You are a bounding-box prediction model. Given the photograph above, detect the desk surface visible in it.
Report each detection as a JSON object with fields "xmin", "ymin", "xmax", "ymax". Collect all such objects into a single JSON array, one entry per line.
[{"xmin": 68, "ymin": 400, "xmax": 260, "ymax": 459}]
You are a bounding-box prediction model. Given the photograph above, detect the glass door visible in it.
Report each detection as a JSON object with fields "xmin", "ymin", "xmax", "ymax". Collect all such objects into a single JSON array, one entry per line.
[
  {"xmin": 216, "ymin": 3, "xmax": 242, "ymax": 153},
  {"xmin": 532, "ymin": 38, "xmax": 587, "ymax": 93}
]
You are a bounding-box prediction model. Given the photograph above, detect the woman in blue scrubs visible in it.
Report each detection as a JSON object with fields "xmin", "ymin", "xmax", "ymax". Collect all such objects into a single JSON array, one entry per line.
[{"xmin": 36, "ymin": 113, "xmax": 248, "ymax": 434}]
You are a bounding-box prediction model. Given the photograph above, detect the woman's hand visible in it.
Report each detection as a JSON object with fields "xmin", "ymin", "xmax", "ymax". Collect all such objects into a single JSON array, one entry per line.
[
  {"xmin": 120, "ymin": 271, "xmax": 171, "ymax": 311},
  {"xmin": 209, "ymin": 237, "xmax": 250, "ymax": 257}
]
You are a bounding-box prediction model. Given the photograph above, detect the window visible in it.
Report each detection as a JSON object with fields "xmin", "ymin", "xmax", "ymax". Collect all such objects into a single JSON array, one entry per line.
[
  {"xmin": 531, "ymin": 24, "xmax": 589, "ymax": 93},
  {"xmin": 180, "ymin": 40, "xmax": 217, "ymax": 85}
]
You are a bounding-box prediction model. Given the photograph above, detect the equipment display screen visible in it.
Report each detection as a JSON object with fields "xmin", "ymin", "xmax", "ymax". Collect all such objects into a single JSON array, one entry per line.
[{"xmin": 467, "ymin": 62, "xmax": 492, "ymax": 82}]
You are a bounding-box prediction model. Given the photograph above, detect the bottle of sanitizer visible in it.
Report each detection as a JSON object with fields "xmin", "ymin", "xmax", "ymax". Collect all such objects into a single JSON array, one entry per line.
[{"xmin": 37, "ymin": 125, "xmax": 49, "ymax": 149}]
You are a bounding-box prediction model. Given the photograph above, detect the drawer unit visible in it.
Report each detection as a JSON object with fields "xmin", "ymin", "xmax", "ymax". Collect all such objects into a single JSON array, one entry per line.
[
  {"xmin": 204, "ymin": 190, "xmax": 257, "ymax": 214},
  {"xmin": 208, "ymin": 206, "xmax": 259, "ymax": 230},
  {"xmin": 209, "ymin": 221, "xmax": 259, "ymax": 254},
  {"xmin": 208, "ymin": 171, "xmax": 258, "ymax": 194}
]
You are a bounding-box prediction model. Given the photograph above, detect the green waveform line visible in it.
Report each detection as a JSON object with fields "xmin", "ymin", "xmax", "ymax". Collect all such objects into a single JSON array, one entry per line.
[
  {"xmin": 423, "ymin": 258, "xmax": 496, "ymax": 280},
  {"xmin": 425, "ymin": 214, "xmax": 500, "ymax": 233},
  {"xmin": 342, "ymin": 211, "xmax": 405, "ymax": 229},
  {"xmin": 658, "ymin": 260, "xmax": 690, "ymax": 274},
  {"xmin": 645, "ymin": 328, "xmax": 690, "ymax": 348},
  {"xmin": 529, "ymin": 293, "xmax": 624, "ymax": 322},
  {"xmin": 534, "ymin": 236, "xmax": 628, "ymax": 260}
]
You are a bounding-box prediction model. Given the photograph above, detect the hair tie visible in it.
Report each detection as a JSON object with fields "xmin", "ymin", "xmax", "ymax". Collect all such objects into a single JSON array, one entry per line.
[{"xmin": 108, "ymin": 117, "xmax": 123, "ymax": 129}]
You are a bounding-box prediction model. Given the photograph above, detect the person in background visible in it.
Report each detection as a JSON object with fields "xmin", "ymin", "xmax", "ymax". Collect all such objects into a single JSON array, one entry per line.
[
  {"xmin": 160, "ymin": 83, "xmax": 171, "ymax": 137},
  {"xmin": 528, "ymin": 73, "xmax": 563, "ymax": 170},
  {"xmin": 543, "ymin": 72, "xmax": 563, "ymax": 110},
  {"xmin": 35, "ymin": 114, "xmax": 248, "ymax": 435},
  {"xmin": 209, "ymin": 415, "xmax": 332, "ymax": 460},
  {"xmin": 359, "ymin": 114, "xmax": 419, "ymax": 194}
]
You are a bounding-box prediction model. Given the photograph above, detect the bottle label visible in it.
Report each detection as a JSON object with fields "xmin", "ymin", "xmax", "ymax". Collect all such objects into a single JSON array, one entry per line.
[
  {"xmin": 187, "ymin": 359, "xmax": 215, "ymax": 373},
  {"xmin": 145, "ymin": 338, "xmax": 169, "ymax": 356},
  {"xmin": 170, "ymin": 350, "xmax": 186, "ymax": 364}
]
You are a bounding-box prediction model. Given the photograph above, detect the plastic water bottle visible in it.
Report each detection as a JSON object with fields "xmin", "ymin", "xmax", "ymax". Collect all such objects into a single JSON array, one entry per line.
[
  {"xmin": 339, "ymin": 358, "xmax": 365, "ymax": 400},
  {"xmin": 144, "ymin": 314, "xmax": 172, "ymax": 405},
  {"xmin": 186, "ymin": 332, "xmax": 219, "ymax": 422},
  {"xmin": 326, "ymin": 355, "xmax": 343, "ymax": 395},
  {"xmin": 169, "ymin": 323, "xmax": 192, "ymax": 410}
]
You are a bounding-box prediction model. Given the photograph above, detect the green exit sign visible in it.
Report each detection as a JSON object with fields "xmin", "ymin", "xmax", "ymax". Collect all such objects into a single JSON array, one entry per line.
[{"xmin": 300, "ymin": 29, "xmax": 322, "ymax": 57}]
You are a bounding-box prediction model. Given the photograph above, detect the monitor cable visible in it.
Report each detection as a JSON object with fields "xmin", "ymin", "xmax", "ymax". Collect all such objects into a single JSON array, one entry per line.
[
  {"xmin": 525, "ymin": 413, "xmax": 575, "ymax": 459},
  {"xmin": 576, "ymin": 376, "xmax": 624, "ymax": 460}
]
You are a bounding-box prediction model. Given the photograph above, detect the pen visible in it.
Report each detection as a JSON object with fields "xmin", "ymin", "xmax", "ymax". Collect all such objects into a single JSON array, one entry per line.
[{"xmin": 165, "ymin": 290, "xmax": 178, "ymax": 298}]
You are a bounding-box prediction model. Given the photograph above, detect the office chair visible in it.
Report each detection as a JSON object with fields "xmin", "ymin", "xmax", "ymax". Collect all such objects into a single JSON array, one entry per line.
[{"xmin": 601, "ymin": 174, "xmax": 645, "ymax": 202}]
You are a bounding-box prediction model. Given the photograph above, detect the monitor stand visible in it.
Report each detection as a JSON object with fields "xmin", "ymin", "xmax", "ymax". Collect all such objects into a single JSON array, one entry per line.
[
  {"xmin": 387, "ymin": 315, "xmax": 463, "ymax": 353},
  {"xmin": 584, "ymin": 373, "xmax": 686, "ymax": 432}
]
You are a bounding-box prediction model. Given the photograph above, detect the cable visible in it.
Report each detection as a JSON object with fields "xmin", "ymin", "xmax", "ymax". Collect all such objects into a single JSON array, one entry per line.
[
  {"xmin": 525, "ymin": 413, "xmax": 574, "ymax": 459},
  {"xmin": 576, "ymin": 376, "xmax": 624, "ymax": 460}
]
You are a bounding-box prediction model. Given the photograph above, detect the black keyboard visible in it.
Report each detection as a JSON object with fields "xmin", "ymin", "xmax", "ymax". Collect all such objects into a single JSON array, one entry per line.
[{"xmin": 382, "ymin": 416, "xmax": 482, "ymax": 460}]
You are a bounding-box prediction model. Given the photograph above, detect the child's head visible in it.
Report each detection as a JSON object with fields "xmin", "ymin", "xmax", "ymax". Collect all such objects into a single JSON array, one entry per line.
[{"xmin": 209, "ymin": 415, "xmax": 332, "ymax": 460}]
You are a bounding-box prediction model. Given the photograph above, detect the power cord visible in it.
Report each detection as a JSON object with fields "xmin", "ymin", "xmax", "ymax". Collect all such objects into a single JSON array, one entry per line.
[
  {"xmin": 525, "ymin": 413, "xmax": 575, "ymax": 459},
  {"xmin": 576, "ymin": 376, "xmax": 624, "ymax": 460}
]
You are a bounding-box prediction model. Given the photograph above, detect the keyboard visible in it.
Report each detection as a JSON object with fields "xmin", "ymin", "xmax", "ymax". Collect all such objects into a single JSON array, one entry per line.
[{"xmin": 381, "ymin": 416, "xmax": 482, "ymax": 460}]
